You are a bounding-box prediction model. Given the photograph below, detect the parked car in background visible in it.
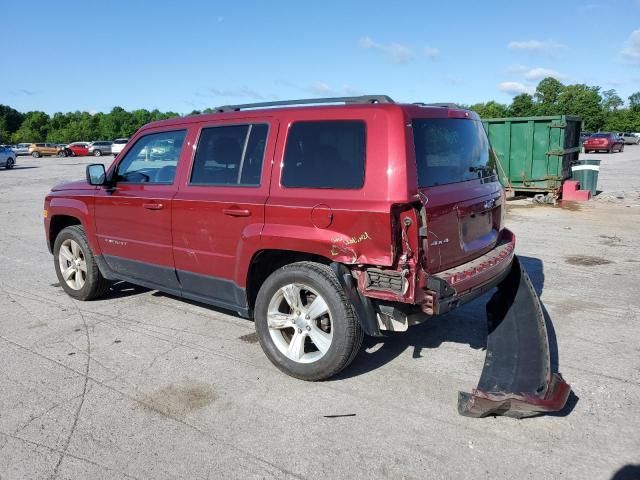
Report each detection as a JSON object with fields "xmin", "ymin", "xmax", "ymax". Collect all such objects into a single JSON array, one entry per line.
[
  {"xmin": 12, "ymin": 143, "xmax": 31, "ymax": 156},
  {"xmin": 618, "ymin": 132, "xmax": 640, "ymax": 145},
  {"xmin": 88, "ymin": 141, "xmax": 113, "ymax": 156},
  {"xmin": 65, "ymin": 142, "xmax": 91, "ymax": 156},
  {"xmin": 0, "ymin": 145, "xmax": 16, "ymax": 169},
  {"xmin": 29, "ymin": 143, "xmax": 60, "ymax": 158},
  {"xmin": 111, "ymin": 138, "xmax": 129, "ymax": 156},
  {"xmin": 580, "ymin": 132, "xmax": 593, "ymax": 144},
  {"xmin": 583, "ymin": 133, "xmax": 624, "ymax": 153}
]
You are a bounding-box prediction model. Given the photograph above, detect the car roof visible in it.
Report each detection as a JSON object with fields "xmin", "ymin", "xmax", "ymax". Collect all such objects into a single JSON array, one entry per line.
[{"xmin": 139, "ymin": 97, "xmax": 478, "ymax": 131}]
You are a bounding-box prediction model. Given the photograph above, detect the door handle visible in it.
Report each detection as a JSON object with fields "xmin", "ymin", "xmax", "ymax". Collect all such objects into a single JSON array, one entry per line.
[
  {"xmin": 223, "ymin": 208, "xmax": 251, "ymax": 217},
  {"xmin": 143, "ymin": 202, "xmax": 164, "ymax": 210}
]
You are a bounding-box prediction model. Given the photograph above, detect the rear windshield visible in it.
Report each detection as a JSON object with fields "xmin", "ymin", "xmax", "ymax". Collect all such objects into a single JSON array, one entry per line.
[
  {"xmin": 591, "ymin": 133, "xmax": 609, "ymax": 138},
  {"xmin": 412, "ymin": 118, "xmax": 496, "ymax": 187}
]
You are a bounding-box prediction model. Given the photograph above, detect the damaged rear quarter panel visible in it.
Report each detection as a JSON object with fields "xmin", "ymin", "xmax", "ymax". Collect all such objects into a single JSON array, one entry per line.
[
  {"xmin": 263, "ymin": 106, "xmax": 412, "ymax": 269},
  {"xmin": 261, "ymin": 204, "xmax": 393, "ymax": 266}
]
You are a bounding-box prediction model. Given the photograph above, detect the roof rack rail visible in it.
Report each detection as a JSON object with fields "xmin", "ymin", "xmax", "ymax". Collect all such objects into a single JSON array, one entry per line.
[
  {"xmin": 215, "ymin": 95, "xmax": 395, "ymax": 112},
  {"xmin": 413, "ymin": 102, "xmax": 461, "ymax": 108}
]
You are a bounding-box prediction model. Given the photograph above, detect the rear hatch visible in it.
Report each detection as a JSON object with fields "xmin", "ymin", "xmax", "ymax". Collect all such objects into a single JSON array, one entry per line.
[{"xmin": 412, "ymin": 115, "xmax": 504, "ymax": 273}]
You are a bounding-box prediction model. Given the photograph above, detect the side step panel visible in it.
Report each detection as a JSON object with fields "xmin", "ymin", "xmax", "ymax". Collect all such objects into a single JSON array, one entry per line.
[{"xmin": 458, "ymin": 256, "xmax": 571, "ymax": 418}]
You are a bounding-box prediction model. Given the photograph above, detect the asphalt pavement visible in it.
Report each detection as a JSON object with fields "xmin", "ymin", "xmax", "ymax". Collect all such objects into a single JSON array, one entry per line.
[{"xmin": 0, "ymin": 149, "xmax": 639, "ymax": 479}]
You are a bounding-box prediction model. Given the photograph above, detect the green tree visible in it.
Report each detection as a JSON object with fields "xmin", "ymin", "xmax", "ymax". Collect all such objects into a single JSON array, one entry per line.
[
  {"xmin": 556, "ymin": 84, "xmax": 604, "ymax": 131},
  {"xmin": 534, "ymin": 77, "xmax": 564, "ymax": 115},
  {"xmin": 601, "ymin": 89, "xmax": 623, "ymax": 112},
  {"xmin": 0, "ymin": 105, "xmax": 24, "ymax": 143},
  {"xmin": 629, "ymin": 92, "xmax": 640, "ymax": 112},
  {"xmin": 469, "ymin": 101, "xmax": 508, "ymax": 118},
  {"xmin": 14, "ymin": 111, "xmax": 50, "ymax": 142},
  {"xmin": 508, "ymin": 93, "xmax": 536, "ymax": 117}
]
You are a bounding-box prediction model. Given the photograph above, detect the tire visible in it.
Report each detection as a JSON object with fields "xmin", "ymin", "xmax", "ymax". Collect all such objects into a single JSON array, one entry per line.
[
  {"xmin": 53, "ymin": 225, "xmax": 110, "ymax": 301},
  {"xmin": 93, "ymin": 149, "xmax": 102, "ymax": 157},
  {"xmin": 584, "ymin": 149, "xmax": 590, "ymax": 154},
  {"xmin": 5, "ymin": 158, "xmax": 14, "ymax": 169},
  {"xmin": 59, "ymin": 150, "xmax": 68, "ymax": 157},
  {"xmin": 32, "ymin": 151, "xmax": 41, "ymax": 158},
  {"xmin": 254, "ymin": 261, "xmax": 364, "ymax": 381},
  {"xmin": 620, "ymin": 144, "xmax": 624, "ymax": 152}
]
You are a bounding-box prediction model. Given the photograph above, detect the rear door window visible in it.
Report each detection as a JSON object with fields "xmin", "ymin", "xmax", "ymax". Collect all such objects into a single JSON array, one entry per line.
[
  {"xmin": 190, "ymin": 124, "xmax": 268, "ymax": 186},
  {"xmin": 412, "ymin": 118, "xmax": 496, "ymax": 187},
  {"xmin": 282, "ymin": 120, "xmax": 366, "ymax": 189}
]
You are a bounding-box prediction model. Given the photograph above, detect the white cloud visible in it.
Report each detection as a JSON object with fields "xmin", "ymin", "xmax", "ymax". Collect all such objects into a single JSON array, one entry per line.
[
  {"xmin": 308, "ymin": 83, "xmax": 363, "ymax": 96},
  {"xmin": 508, "ymin": 39, "xmax": 568, "ymax": 52},
  {"xmin": 205, "ymin": 87, "xmax": 264, "ymax": 100},
  {"xmin": 359, "ymin": 36, "xmax": 414, "ymax": 64},
  {"xmin": 506, "ymin": 64, "xmax": 528, "ymax": 74},
  {"xmin": 497, "ymin": 81, "xmax": 534, "ymax": 95},
  {"xmin": 424, "ymin": 46, "xmax": 440, "ymax": 59},
  {"xmin": 309, "ymin": 82, "xmax": 333, "ymax": 94},
  {"xmin": 620, "ymin": 29, "xmax": 640, "ymax": 63},
  {"xmin": 523, "ymin": 67, "xmax": 566, "ymax": 81}
]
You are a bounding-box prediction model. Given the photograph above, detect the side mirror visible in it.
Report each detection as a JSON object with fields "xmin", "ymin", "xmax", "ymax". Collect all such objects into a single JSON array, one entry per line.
[{"xmin": 86, "ymin": 163, "xmax": 106, "ymax": 185}]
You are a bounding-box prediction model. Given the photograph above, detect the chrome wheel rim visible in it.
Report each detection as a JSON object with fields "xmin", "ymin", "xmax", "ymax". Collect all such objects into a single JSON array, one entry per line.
[
  {"xmin": 58, "ymin": 239, "xmax": 87, "ymax": 290},
  {"xmin": 267, "ymin": 283, "xmax": 333, "ymax": 364}
]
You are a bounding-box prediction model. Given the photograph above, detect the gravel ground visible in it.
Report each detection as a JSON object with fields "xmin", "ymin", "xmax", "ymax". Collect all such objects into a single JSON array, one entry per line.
[{"xmin": 0, "ymin": 148, "xmax": 639, "ymax": 479}]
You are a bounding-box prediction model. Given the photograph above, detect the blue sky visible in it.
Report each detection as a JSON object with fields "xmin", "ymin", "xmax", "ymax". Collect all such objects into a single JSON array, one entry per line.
[{"xmin": 4, "ymin": 0, "xmax": 640, "ymax": 114}]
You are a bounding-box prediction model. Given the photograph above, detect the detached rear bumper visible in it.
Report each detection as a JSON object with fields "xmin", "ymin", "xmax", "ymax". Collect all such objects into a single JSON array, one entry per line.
[{"xmin": 422, "ymin": 229, "xmax": 516, "ymax": 315}]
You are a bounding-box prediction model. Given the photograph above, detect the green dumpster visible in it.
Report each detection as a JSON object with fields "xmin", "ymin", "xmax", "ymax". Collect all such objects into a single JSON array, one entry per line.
[
  {"xmin": 571, "ymin": 159, "xmax": 600, "ymax": 195},
  {"xmin": 482, "ymin": 115, "xmax": 582, "ymax": 194}
]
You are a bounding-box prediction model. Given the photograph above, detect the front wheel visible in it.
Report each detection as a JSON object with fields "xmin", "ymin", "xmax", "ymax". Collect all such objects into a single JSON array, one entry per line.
[
  {"xmin": 93, "ymin": 149, "xmax": 102, "ymax": 157},
  {"xmin": 53, "ymin": 225, "xmax": 110, "ymax": 300},
  {"xmin": 5, "ymin": 158, "xmax": 15, "ymax": 169},
  {"xmin": 254, "ymin": 262, "xmax": 363, "ymax": 381}
]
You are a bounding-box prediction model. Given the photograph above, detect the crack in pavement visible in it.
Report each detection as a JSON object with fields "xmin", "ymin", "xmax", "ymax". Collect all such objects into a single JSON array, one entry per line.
[
  {"xmin": 0, "ymin": 335, "xmax": 306, "ymax": 480},
  {"xmin": 49, "ymin": 300, "xmax": 91, "ymax": 480},
  {"xmin": 0, "ymin": 430, "xmax": 143, "ymax": 480}
]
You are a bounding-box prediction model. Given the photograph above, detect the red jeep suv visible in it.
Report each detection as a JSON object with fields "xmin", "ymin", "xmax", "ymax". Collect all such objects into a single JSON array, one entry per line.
[{"xmin": 44, "ymin": 95, "xmax": 515, "ymax": 381}]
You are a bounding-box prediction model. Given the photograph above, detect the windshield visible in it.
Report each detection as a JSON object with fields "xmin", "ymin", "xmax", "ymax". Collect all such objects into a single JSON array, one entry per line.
[{"xmin": 412, "ymin": 118, "xmax": 496, "ymax": 187}]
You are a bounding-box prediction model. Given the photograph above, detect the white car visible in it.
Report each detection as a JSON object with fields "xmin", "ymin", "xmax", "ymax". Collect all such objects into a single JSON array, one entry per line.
[
  {"xmin": 0, "ymin": 145, "xmax": 16, "ymax": 169},
  {"xmin": 619, "ymin": 133, "xmax": 640, "ymax": 145},
  {"xmin": 111, "ymin": 138, "xmax": 129, "ymax": 156},
  {"xmin": 12, "ymin": 143, "xmax": 31, "ymax": 156}
]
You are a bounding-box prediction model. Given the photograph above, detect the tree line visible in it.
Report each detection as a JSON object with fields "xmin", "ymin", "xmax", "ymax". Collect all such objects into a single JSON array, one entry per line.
[
  {"xmin": 464, "ymin": 77, "xmax": 640, "ymax": 132},
  {"xmin": 1, "ymin": 78, "xmax": 640, "ymax": 144}
]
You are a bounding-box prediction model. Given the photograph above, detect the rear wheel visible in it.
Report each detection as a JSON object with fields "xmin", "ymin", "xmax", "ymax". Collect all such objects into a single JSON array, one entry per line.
[
  {"xmin": 53, "ymin": 225, "xmax": 110, "ymax": 300},
  {"xmin": 93, "ymin": 149, "xmax": 102, "ymax": 157},
  {"xmin": 620, "ymin": 144, "xmax": 624, "ymax": 152},
  {"xmin": 254, "ymin": 262, "xmax": 363, "ymax": 381},
  {"xmin": 584, "ymin": 149, "xmax": 590, "ymax": 154},
  {"xmin": 5, "ymin": 158, "xmax": 14, "ymax": 169}
]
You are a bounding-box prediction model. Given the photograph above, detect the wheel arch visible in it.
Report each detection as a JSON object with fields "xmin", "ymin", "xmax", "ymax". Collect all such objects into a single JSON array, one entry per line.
[
  {"xmin": 48, "ymin": 214, "xmax": 82, "ymax": 252},
  {"xmin": 47, "ymin": 198, "xmax": 100, "ymax": 255},
  {"xmin": 245, "ymin": 249, "xmax": 332, "ymax": 312}
]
